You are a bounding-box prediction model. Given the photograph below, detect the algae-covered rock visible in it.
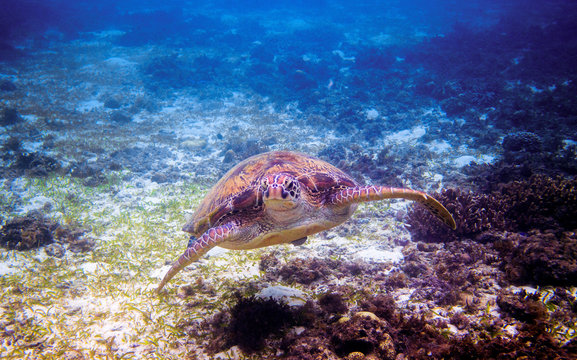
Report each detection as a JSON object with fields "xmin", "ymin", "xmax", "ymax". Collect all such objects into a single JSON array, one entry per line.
[{"xmin": 0, "ymin": 212, "xmax": 56, "ymax": 250}]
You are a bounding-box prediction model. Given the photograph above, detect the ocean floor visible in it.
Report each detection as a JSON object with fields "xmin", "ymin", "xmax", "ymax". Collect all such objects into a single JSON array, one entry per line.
[{"xmin": 1, "ymin": 2, "xmax": 577, "ymax": 359}]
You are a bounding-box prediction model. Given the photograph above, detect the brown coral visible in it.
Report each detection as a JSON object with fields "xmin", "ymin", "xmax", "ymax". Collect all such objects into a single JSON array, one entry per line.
[
  {"xmin": 0, "ymin": 211, "xmax": 93, "ymax": 252},
  {"xmin": 406, "ymin": 188, "xmax": 506, "ymax": 242},
  {"xmin": 499, "ymin": 230, "xmax": 577, "ymax": 286},
  {"xmin": 406, "ymin": 175, "xmax": 577, "ymax": 243},
  {"xmin": 0, "ymin": 211, "xmax": 56, "ymax": 250},
  {"xmin": 498, "ymin": 175, "xmax": 577, "ymax": 232},
  {"xmin": 331, "ymin": 312, "xmax": 396, "ymax": 360}
]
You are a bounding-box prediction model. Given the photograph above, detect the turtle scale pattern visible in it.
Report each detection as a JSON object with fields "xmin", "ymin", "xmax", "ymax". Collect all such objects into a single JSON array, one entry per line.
[
  {"xmin": 157, "ymin": 151, "xmax": 456, "ymax": 292},
  {"xmin": 185, "ymin": 151, "xmax": 358, "ymax": 235}
]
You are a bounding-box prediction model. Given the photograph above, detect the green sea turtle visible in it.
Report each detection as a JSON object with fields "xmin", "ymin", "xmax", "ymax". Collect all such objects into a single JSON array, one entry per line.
[{"xmin": 156, "ymin": 151, "xmax": 455, "ymax": 292}]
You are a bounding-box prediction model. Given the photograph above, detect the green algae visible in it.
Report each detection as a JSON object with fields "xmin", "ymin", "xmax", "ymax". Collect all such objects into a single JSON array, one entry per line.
[
  {"xmin": 1, "ymin": 173, "xmax": 575, "ymax": 359},
  {"xmin": 0, "ymin": 170, "xmax": 315, "ymax": 359},
  {"xmin": 0, "ymin": 173, "xmax": 219, "ymax": 358}
]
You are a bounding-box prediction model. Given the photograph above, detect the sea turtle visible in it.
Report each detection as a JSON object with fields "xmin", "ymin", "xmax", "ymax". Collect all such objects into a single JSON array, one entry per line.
[{"xmin": 156, "ymin": 150, "xmax": 455, "ymax": 292}]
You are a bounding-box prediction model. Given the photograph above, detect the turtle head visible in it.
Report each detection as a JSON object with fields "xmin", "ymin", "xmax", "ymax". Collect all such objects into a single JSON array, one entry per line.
[{"xmin": 260, "ymin": 173, "xmax": 301, "ymax": 212}]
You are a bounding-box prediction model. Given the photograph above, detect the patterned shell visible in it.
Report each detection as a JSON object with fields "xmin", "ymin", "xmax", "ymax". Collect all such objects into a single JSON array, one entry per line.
[{"xmin": 183, "ymin": 151, "xmax": 359, "ymax": 236}]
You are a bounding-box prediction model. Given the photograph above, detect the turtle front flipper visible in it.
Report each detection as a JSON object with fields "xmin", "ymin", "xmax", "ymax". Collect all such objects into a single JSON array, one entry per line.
[
  {"xmin": 331, "ymin": 186, "xmax": 456, "ymax": 230},
  {"xmin": 156, "ymin": 223, "xmax": 238, "ymax": 293}
]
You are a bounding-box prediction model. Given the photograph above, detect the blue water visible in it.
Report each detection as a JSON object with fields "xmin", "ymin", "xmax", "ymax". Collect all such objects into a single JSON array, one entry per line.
[
  {"xmin": 1, "ymin": 0, "xmax": 577, "ymax": 358},
  {"xmin": 3, "ymin": 0, "xmax": 574, "ymax": 138}
]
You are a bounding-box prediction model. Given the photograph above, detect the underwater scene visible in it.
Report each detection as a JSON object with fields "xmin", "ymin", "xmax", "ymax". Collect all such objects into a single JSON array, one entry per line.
[{"xmin": 1, "ymin": 0, "xmax": 577, "ymax": 358}]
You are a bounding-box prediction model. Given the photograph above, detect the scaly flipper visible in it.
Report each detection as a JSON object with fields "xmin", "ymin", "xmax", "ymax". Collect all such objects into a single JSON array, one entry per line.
[
  {"xmin": 332, "ymin": 186, "xmax": 456, "ymax": 229},
  {"xmin": 156, "ymin": 223, "xmax": 238, "ymax": 293}
]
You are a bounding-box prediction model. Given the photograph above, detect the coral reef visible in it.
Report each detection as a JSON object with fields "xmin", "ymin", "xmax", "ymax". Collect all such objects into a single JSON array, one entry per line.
[
  {"xmin": 262, "ymin": 256, "xmax": 377, "ymax": 286},
  {"xmin": 204, "ymin": 295, "xmax": 297, "ymax": 353},
  {"xmin": 11, "ymin": 152, "xmax": 61, "ymax": 178},
  {"xmin": 199, "ymin": 289, "xmax": 576, "ymax": 359},
  {"xmin": 498, "ymin": 231, "xmax": 577, "ymax": 286},
  {"xmin": 109, "ymin": 111, "xmax": 132, "ymax": 123},
  {"xmin": 498, "ymin": 175, "xmax": 577, "ymax": 232},
  {"xmin": 0, "ymin": 107, "xmax": 21, "ymax": 126},
  {"xmin": 318, "ymin": 293, "xmax": 348, "ymax": 316},
  {"xmin": 497, "ymin": 288, "xmax": 547, "ymax": 323},
  {"xmin": 406, "ymin": 175, "xmax": 577, "ymax": 290},
  {"xmin": 0, "ymin": 211, "xmax": 92, "ymax": 253},
  {"xmin": 0, "ymin": 211, "xmax": 56, "ymax": 250},
  {"xmin": 405, "ymin": 188, "xmax": 506, "ymax": 243},
  {"xmin": 502, "ymin": 131, "xmax": 543, "ymax": 153},
  {"xmin": 331, "ymin": 312, "xmax": 395, "ymax": 359},
  {"xmin": 220, "ymin": 137, "xmax": 270, "ymax": 165},
  {"xmin": 407, "ymin": 175, "xmax": 577, "ymax": 242}
]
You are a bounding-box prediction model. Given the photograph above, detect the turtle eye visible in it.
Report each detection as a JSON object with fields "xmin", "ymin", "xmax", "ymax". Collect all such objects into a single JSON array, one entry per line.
[{"xmin": 261, "ymin": 178, "xmax": 269, "ymax": 191}]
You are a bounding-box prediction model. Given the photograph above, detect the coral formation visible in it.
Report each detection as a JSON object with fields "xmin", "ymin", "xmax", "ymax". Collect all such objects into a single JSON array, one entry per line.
[
  {"xmin": 11, "ymin": 152, "xmax": 61, "ymax": 177},
  {"xmin": 406, "ymin": 188, "xmax": 506, "ymax": 242},
  {"xmin": 499, "ymin": 175, "xmax": 577, "ymax": 232},
  {"xmin": 0, "ymin": 211, "xmax": 56, "ymax": 250},
  {"xmin": 408, "ymin": 174, "xmax": 577, "ymax": 289},
  {"xmin": 0, "ymin": 211, "xmax": 92, "ymax": 252},
  {"xmin": 205, "ymin": 295, "xmax": 296, "ymax": 353},
  {"xmin": 498, "ymin": 231, "xmax": 577, "ymax": 286},
  {"xmin": 502, "ymin": 131, "xmax": 543, "ymax": 153},
  {"xmin": 263, "ymin": 256, "xmax": 377, "ymax": 286},
  {"xmin": 331, "ymin": 312, "xmax": 394, "ymax": 359},
  {"xmin": 407, "ymin": 175, "xmax": 577, "ymax": 242},
  {"xmin": 318, "ymin": 293, "xmax": 348, "ymax": 316},
  {"xmin": 497, "ymin": 289, "xmax": 547, "ymax": 323},
  {"xmin": 0, "ymin": 107, "xmax": 21, "ymax": 126},
  {"xmin": 194, "ymin": 289, "xmax": 574, "ymax": 359}
]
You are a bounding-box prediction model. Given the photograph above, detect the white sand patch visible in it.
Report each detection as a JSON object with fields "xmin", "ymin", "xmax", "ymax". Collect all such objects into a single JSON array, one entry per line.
[
  {"xmin": 354, "ymin": 246, "xmax": 404, "ymax": 263},
  {"xmin": 151, "ymin": 265, "xmax": 171, "ymax": 280},
  {"xmin": 79, "ymin": 262, "xmax": 100, "ymax": 274},
  {"xmin": 365, "ymin": 108, "xmax": 379, "ymax": 120},
  {"xmin": 214, "ymin": 346, "xmax": 244, "ymax": 360},
  {"xmin": 32, "ymin": 250, "xmax": 49, "ymax": 263},
  {"xmin": 257, "ymin": 285, "xmax": 307, "ymax": 306},
  {"xmin": 77, "ymin": 99, "xmax": 103, "ymax": 112},
  {"xmin": 21, "ymin": 140, "xmax": 44, "ymax": 153},
  {"xmin": 454, "ymin": 155, "xmax": 477, "ymax": 167},
  {"xmin": 0, "ymin": 261, "xmax": 17, "ymax": 276},
  {"xmin": 86, "ymin": 30, "xmax": 126, "ymax": 38},
  {"xmin": 371, "ymin": 33, "xmax": 394, "ymax": 46},
  {"xmin": 207, "ymin": 247, "xmax": 230, "ymax": 258},
  {"xmin": 446, "ymin": 324, "xmax": 460, "ymax": 335},
  {"xmin": 386, "ymin": 126, "xmax": 426, "ymax": 143},
  {"xmin": 454, "ymin": 154, "xmax": 495, "ymax": 167},
  {"xmin": 394, "ymin": 288, "xmax": 416, "ymax": 307},
  {"xmin": 18, "ymin": 195, "xmax": 53, "ymax": 214},
  {"xmin": 286, "ymin": 18, "xmax": 311, "ymax": 31},
  {"xmin": 427, "ymin": 139, "xmax": 452, "ymax": 153},
  {"xmin": 21, "ymin": 114, "xmax": 38, "ymax": 123},
  {"xmin": 528, "ymin": 85, "xmax": 544, "ymax": 93},
  {"xmin": 563, "ymin": 139, "xmax": 577, "ymax": 148}
]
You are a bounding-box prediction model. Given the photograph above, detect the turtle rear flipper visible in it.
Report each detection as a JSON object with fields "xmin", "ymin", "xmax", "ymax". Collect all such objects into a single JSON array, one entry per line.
[
  {"xmin": 156, "ymin": 223, "xmax": 239, "ymax": 293},
  {"xmin": 331, "ymin": 186, "xmax": 456, "ymax": 230}
]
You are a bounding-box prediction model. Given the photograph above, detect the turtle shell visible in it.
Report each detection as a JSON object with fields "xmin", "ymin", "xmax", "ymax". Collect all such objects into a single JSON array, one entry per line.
[{"xmin": 183, "ymin": 151, "xmax": 359, "ymax": 236}]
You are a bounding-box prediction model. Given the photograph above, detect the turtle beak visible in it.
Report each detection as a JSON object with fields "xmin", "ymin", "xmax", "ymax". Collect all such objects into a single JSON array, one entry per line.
[
  {"xmin": 266, "ymin": 185, "xmax": 289, "ymax": 200},
  {"xmin": 262, "ymin": 174, "xmax": 300, "ymax": 211},
  {"xmin": 264, "ymin": 184, "xmax": 297, "ymax": 210}
]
